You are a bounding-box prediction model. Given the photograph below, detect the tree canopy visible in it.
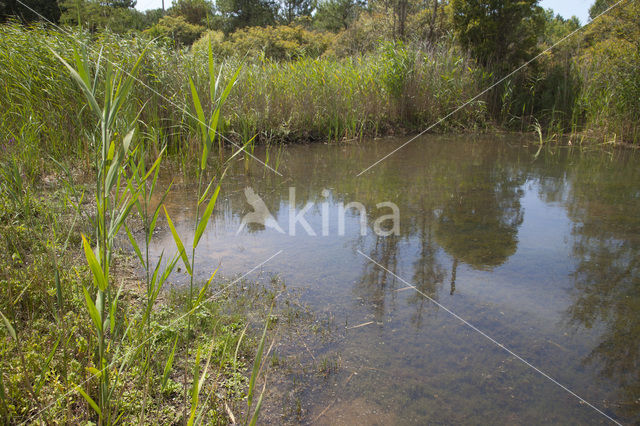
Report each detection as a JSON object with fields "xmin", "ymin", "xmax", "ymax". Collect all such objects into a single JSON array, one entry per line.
[
  {"xmin": 0, "ymin": 0, "xmax": 61, "ymax": 23},
  {"xmin": 450, "ymin": 0, "xmax": 545, "ymax": 70}
]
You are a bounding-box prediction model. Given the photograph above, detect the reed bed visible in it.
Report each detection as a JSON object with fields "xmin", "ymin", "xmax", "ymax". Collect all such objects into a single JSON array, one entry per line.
[
  {"xmin": 0, "ymin": 24, "xmax": 490, "ymax": 168},
  {"xmin": 2, "ymin": 22, "xmax": 638, "ymax": 177}
]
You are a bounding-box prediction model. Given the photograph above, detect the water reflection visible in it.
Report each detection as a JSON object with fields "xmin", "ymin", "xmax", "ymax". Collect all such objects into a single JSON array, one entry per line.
[
  {"xmin": 408, "ymin": 209, "xmax": 445, "ymax": 327},
  {"xmin": 562, "ymin": 152, "xmax": 640, "ymax": 422},
  {"xmin": 356, "ymin": 234, "xmax": 400, "ymax": 321},
  {"xmin": 149, "ymin": 136, "xmax": 640, "ymax": 423},
  {"xmin": 433, "ymin": 161, "xmax": 525, "ymax": 272}
]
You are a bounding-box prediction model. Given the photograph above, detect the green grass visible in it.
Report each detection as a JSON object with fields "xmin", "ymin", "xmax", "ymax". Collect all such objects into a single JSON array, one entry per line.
[
  {"xmin": 0, "ymin": 30, "xmax": 273, "ymax": 424},
  {"xmin": 0, "ymin": 179, "xmax": 279, "ymax": 423}
]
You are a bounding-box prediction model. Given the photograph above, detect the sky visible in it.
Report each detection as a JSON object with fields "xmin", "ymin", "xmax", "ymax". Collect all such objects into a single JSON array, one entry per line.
[
  {"xmin": 135, "ymin": 0, "xmax": 593, "ymax": 26},
  {"xmin": 539, "ymin": 0, "xmax": 592, "ymax": 24}
]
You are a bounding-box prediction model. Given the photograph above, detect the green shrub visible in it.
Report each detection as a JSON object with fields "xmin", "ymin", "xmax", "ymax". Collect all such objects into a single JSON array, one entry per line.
[
  {"xmin": 222, "ymin": 24, "xmax": 335, "ymax": 60},
  {"xmin": 578, "ymin": 1, "xmax": 640, "ymax": 143},
  {"xmin": 145, "ymin": 15, "xmax": 205, "ymax": 47},
  {"xmin": 326, "ymin": 12, "xmax": 392, "ymax": 57},
  {"xmin": 191, "ymin": 29, "xmax": 225, "ymax": 55}
]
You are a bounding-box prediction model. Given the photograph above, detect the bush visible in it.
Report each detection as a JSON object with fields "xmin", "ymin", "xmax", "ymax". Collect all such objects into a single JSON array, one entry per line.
[
  {"xmin": 221, "ymin": 24, "xmax": 335, "ymax": 60},
  {"xmin": 326, "ymin": 12, "xmax": 392, "ymax": 57},
  {"xmin": 578, "ymin": 1, "xmax": 640, "ymax": 143},
  {"xmin": 191, "ymin": 29, "xmax": 225, "ymax": 54},
  {"xmin": 145, "ymin": 15, "xmax": 205, "ymax": 47}
]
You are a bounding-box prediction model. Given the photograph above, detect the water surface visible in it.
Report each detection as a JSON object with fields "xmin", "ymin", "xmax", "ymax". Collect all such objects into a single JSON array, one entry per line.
[{"xmin": 151, "ymin": 134, "xmax": 640, "ymax": 424}]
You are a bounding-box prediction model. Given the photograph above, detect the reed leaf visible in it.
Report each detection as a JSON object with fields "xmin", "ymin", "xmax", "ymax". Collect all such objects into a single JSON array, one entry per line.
[
  {"xmin": 0, "ymin": 311, "xmax": 16, "ymax": 341},
  {"xmin": 195, "ymin": 269, "xmax": 217, "ymax": 308},
  {"xmin": 248, "ymin": 382, "xmax": 266, "ymax": 426},
  {"xmin": 193, "ymin": 185, "xmax": 220, "ymax": 248},
  {"xmin": 163, "ymin": 206, "xmax": 192, "ymax": 276},
  {"xmin": 34, "ymin": 336, "xmax": 61, "ymax": 394},
  {"xmin": 109, "ymin": 282, "xmax": 125, "ymax": 334},
  {"xmin": 50, "ymin": 49, "xmax": 101, "ymax": 118},
  {"xmin": 77, "ymin": 385, "xmax": 102, "ymax": 418},
  {"xmin": 189, "ymin": 77, "xmax": 208, "ymax": 149},
  {"xmin": 82, "ymin": 285, "xmax": 102, "ymax": 333},
  {"xmin": 188, "ymin": 344, "xmax": 202, "ymax": 426},
  {"xmin": 161, "ymin": 334, "xmax": 179, "ymax": 391},
  {"xmin": 125, "ymin": 224, "xmax": 145, "ymax": 267},
  {"xmin": 81, "ymin": 235, "xmax": 107, "ymax": 292},
  {"xmin": 247, "ymin": 312, "xmax": 270, "ymax": 410}
]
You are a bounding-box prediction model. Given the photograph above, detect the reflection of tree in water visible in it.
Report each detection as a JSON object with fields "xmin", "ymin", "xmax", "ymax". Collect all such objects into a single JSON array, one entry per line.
[
  {"xmin": 356, "ymin": 234, "xmax": 400, "ymax": 322},
  {"xmin": 357, "ymin": 147, "xmax": 526, "ymax": 322},
  {"xmin": 563, "ymin": 154, "xmax": 640, "ymax": 422},
  {"xmin": 434, "ymin": 161, "xmax": 525, "ymax": 293},
  {"xmin": 407, "ymin": 210, "xmax": 445, "ymax": 328}
]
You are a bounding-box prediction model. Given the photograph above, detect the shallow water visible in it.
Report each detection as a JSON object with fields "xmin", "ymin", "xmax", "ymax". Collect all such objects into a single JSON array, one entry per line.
[{"xmin": 150, "ymin": 134, "xmax": 640, "ymax": 424}]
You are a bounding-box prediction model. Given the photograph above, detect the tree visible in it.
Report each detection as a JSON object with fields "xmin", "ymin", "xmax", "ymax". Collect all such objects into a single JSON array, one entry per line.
[
  {"xmin": 588, "ymin": 0, "xmax": 613, "ymax": 20},
  {"xmin": 314, "ymin": 0, "xmax": 362, "ymax": 31},
  {"xmin": 105, "ymin": 0, "xmax": 136, "ymax": 7},
  {"xmin": 401, "ymin": 0, "xmax": 451, "ymax": 45},
  {"xmin": 393, "ymin": 0, "xmax": 408, "ymax": 40},
  {"xmin": 580, "ymin": 0, "xmax": 640, "ymax": 142},
  {"xmin": 427, "ymin": 0, "xmax": 438, "ymax": 41},
  {"xmin": 59, "ymin": 0, "xmax": 147, "ymax": 32},
  {"xmin": 280, "ymin": 0, "xmax": 314, "ymax": 24},
  {"xmin": 0, "ymin": 0, "xmax": 61, "ymax": 23},
  {"xmin": 541, "ymin": 9, "xmax": 580, "ymax": 44},
  {"xmin": 450, "ymin": 0, "xmax": 545, "ymax": 71},
  {"xmin": 142, "ymin": 7, "xmax": 163, "ymax": 26},
  {"xmin": 216, "ymin": 0, "xmax": 277, "ymax": 32},
  {"xmin": 170, "ymin": 0, "xmax": 213, "ymax": 26},
  {"xmin": 145, "ymin": 14, "xmax": 205, "ymax": 45}
]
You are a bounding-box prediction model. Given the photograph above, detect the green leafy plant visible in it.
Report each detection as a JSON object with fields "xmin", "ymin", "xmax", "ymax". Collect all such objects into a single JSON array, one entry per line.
[
  {"xmin": 53, "ymin": 44, "xmax": 158, "ymax": 423},
  {"xmin": 161, "ymin": 36, "xmax": 245, "ymax": 421}
]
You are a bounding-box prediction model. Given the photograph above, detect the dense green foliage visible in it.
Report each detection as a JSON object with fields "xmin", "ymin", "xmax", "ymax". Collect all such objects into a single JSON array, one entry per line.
[
  {"xmin": 0, "ymin": 0, "xmax": 61, "ymax": 23},
  {"xmin": 0, "ymin": 24, "xmax": 489, "ymax": 152},
  {"xmin": 579, "ymin": 0, "xmax": 640, "ymax": 142},
  {"xmin": 3, "ymin": 0, "xmax": 633, "ymax": 147},
  {"xmin": 314, "ymin": 0, "xmax": 364, "ymax": 32},
  {"xmin": 450, "ymin": 0, "xmax": 545, "ymax": 70},
  {"xmin": 211, "ymin": 23, "xmax": 334, "ymax": 58},
  {"xmin": 2, "ymin": 0, "xmax": 639, "ymax": 150},
  {"xmin": 58, "ymin": 0, "xmax": 159, "ymax": 33}
]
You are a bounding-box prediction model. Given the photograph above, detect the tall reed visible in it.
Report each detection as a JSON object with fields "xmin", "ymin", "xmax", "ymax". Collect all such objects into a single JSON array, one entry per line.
[
  {"xmin": 52, "ymin": 44, "xmax": 158, "ymax": 423},
  {"xmin": 161, "ymin": 37, "xmax": 246, "ymax": 423}
]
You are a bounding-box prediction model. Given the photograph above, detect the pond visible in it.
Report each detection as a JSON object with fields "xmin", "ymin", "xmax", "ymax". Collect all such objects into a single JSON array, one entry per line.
[{"xmin": 150, "ymin": 134, "xmax": 640, "ymax": 424}]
